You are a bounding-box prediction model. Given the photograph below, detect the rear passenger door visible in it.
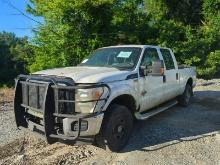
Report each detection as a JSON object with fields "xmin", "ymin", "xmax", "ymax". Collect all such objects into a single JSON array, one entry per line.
[{"xmin": 159, "ymin": 49, "xmax": 179, "ymax": 99}]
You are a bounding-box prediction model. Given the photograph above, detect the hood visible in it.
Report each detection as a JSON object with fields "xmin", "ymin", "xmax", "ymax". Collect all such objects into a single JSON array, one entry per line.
[{"xmin": 33, "ymin": 66, "xmax": 131, "ymax": 83}]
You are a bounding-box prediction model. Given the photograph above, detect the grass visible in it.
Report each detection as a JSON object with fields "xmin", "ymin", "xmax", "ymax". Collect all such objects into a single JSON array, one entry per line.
[{"xmin": 0, "ymin": 87, "xmax": 14, "ymax": 106}]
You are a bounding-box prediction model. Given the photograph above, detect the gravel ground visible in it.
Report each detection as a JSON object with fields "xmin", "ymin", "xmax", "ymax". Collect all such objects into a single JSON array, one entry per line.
[
  {"xmin": 0, "ymin": 108, "xmax": 25, "ymax": 147},
  {"xmin": 0, "ymin": 79, "xmax": 220, "ymax": 165}
]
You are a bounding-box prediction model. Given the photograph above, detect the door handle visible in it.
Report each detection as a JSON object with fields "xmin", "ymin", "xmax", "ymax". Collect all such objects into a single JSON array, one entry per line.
[
  {"xmin": 163, "ymin": 75, "xmax": 166, "ymax": 83},
  {"xmin": 176, "ymin": 73, "xmax": 179, "ymax": 80},
  {"xmin": 141, "ymin": 90, "xmax": 147, "ymax": 96}
]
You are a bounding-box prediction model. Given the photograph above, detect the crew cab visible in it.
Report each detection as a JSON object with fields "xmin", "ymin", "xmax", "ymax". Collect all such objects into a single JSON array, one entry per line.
[{"xmin": 14, "ymin": 45, "xmax": 196, "ymax": 152}]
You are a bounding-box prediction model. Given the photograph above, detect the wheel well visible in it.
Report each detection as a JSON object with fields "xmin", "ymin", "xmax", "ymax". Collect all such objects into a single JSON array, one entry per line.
[
  {"xmin": 109, "ymin": 94, "xmax": 137, "ymax": 114},
  {"xmin": 187, "ymin": 77, "xmax": 193, "ymax": 87}
]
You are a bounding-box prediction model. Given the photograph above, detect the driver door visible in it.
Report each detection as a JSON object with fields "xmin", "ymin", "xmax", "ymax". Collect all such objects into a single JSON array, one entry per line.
[{"xmin": 138, "ymin": 47, "xmax": 166, "ymax": 112}]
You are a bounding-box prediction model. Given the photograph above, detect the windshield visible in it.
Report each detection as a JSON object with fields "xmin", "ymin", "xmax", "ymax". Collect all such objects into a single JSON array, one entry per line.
[{"xmin": 80, "ymin": 47, "xmax": 142, "ymax": 70}]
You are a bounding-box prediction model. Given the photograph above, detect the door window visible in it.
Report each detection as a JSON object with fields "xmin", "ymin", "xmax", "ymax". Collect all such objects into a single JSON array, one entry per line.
[
  {"xmin": 160, "ymin": 49, "xmax": 175, "ymax": 70},
  {"xmin": 140, "ymin": 48, "xmax": 160, "ymax": 76},
  {"xmin": 141, "ymin": 48, "xmax": 160, "ymax": 67}
]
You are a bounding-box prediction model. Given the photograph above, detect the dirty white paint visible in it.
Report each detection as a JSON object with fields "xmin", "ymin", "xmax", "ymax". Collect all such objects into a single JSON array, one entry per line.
[{"xmin": 33, "ymin": 45, "xmax": 196, "ymax": 115}]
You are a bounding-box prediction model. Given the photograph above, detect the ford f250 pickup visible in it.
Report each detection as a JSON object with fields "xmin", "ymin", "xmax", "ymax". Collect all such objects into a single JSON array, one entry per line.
[{"xmin": 14, "ymin": 45, "xmax": 196, "ymax": 151}]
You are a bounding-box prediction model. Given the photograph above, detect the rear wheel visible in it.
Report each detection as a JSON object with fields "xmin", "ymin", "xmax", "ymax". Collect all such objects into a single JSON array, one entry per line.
[
  {"xmin": 178, "ymin": 83, "xmax": 192, "ymax": 106},
  {"xmin": 95, "ymin": 104, "xmax": 133, "ymax": 152}
]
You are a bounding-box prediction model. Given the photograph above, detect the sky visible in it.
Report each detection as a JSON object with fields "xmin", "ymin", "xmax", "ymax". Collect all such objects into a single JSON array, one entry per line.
[{"xmin": 0, "ymin": 0, "xmax": 42, "ymax": 38}]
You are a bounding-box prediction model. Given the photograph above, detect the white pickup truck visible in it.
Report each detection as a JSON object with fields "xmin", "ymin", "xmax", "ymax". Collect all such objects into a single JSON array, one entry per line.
[{"xmin": 14, "ymin": 45, "xmax": 196, "ymax": 151}]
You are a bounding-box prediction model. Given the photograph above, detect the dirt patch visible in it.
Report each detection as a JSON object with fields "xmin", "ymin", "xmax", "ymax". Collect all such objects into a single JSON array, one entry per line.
[
  {"xmin": 0, "ymin": 135, "xmax": 95, "ymax": 165},
  {"xmin": 0, "ymin": 139, "xmax": 21, "ymax": 160},
  {"xmin": 0, "ymin": 88, "xmax": 14, "ymax": 111}
]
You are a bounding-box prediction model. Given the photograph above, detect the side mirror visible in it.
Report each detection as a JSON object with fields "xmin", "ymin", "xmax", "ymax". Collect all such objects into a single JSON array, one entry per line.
[
  {"xmin": 139, "ymin": 65, "xmax": 148, "ymax": 76},
  {"xmin": 151, "ymin": 60, "xmax": 164, "ymax": 76}
]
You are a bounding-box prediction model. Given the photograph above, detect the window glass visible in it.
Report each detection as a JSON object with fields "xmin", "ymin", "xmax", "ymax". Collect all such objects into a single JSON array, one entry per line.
[
  {"xmin": 81, "ymin": 47, "xmax": 142, "ymax": 70},
  {"xmin": 160, "ymin": 49, "xmax": 175, "ymax": 70},
  {"xmin": 141, "ymin": 48, "xmax": 160, "ymax": 67}
]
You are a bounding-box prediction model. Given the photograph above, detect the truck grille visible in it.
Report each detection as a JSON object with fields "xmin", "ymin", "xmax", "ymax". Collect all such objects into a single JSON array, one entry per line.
[
  {"xmin": 55, "ymin": 88, "xmax": 75, "ymax": 114},
  {"xmin": 21, "ymin": 81, "xmax": 48, "ymax": 112},
  {"xmin": 20, "ymin": 79, "xmax": 76, "ymax": 115}
]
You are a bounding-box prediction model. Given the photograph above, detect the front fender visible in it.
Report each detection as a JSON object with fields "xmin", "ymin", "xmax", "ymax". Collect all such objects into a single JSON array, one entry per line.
[{"xmin": 102, "ymin": 79, "xmax": 139, "ymax": 111}]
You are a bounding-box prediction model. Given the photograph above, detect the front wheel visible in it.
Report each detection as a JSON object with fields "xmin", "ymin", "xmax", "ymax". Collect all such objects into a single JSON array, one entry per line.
[
  {"xmin": 95, "ymin": 104, "xmax": 133, "ymax": 152},
  {"xmin": 178, "ymin": 83, "xmax": 192, "ymax": 106}
]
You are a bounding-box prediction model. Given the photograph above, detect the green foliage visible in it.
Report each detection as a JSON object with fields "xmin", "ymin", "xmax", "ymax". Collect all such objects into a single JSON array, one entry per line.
[
  {"xmin": 0, "ymin": 32, "xmax": 33, "ymax": 85},
  {"xmin": 1, "ymin": 0, "xmax": 220, "ymax": 82},
  {"xmin": 25, "ymin": 0, "xmax": 219, "ymax": 78},
  {"xmin": 27, "ymin": 0, "xmax": 149, "ymax": 72},
  {"xmin": 197, "ymin": 50, "xmax": 220, "ymax": 79}
]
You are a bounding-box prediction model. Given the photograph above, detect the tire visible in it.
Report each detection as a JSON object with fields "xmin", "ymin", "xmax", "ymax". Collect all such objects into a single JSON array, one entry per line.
[
  {"xmin": 95, "ymin": 104, "xmax": 133, "ymax": 152},
  {"xmin": 178, "ymin": 83, "xmax": 192, "ymax": 106}
]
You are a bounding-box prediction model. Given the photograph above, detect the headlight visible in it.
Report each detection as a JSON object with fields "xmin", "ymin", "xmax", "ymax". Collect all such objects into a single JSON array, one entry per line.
[
  {"xmin": 75, "ymin": 87, "xmax": 104, "ymax": 113},
  {"xmin": 75, "ymin": 87, "xmax": 104, "ymax": 101}
]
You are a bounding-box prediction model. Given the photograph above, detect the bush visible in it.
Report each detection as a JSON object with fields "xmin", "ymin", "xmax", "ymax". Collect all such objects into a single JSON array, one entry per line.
[{"xmin": 197, "ymin": 50, "xmax": 220, "ymax": 79}]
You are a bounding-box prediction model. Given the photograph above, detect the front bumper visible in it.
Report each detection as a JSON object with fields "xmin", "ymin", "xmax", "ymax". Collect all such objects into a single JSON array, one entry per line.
[
  {"xmin": 22, "ymin": 112, "xmax": 104, "ymax": 144},
  {"xmin": 14, "ymin": 74, "xmax": 108, "ymax": 144},
  {"xmin": 62, "ymin": 113, "xmax": 104, "ymax": 137}
]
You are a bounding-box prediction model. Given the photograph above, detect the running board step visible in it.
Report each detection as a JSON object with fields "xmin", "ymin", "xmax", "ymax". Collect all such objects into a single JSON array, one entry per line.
[{"xmin": 135, "ymin": 100, "xmax": 178, "ymax": 120}]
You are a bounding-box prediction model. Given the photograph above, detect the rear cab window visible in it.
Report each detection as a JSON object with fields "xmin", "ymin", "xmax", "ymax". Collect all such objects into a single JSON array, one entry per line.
[{"xmin": 160, "ymin": 49, "xmax": 175, "ymax": 70}]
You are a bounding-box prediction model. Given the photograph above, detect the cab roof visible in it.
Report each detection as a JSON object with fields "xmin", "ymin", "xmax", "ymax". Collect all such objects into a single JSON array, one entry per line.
[{"xmin": 102, "ymin": 45, "xmax": 170, "ymax": 50}]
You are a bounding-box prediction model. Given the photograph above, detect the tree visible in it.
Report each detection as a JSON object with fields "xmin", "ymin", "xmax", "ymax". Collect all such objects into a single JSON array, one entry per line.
[
  {"xmin": 27, "ymin": 0, "xmax": 220, "ymax": 78},
  {"xmin": 196, "ymin": 0, "xmax": 220, "ymax": 78},
  {"xmin": 144, "ymin": 0, "xmax": 220, "ymax": 78},
  {"xmin": 0, "ymin": 32, "xmax": 33, "ymax": 85},
  {"xmin": 26, "ymin": 0, "xmax": 149, "ymax": 72}
]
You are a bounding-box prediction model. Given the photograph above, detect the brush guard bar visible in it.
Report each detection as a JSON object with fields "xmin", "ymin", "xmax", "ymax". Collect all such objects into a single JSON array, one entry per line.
[{"xmin": 14, "ymin": 74, "xmax": 110, "ymax": 144}]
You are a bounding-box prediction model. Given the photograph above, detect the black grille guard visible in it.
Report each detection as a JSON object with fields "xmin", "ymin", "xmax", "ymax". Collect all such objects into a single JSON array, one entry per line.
[{"xmin": 14, "ymin": 74, "xmax": 111, "ymax": 143}]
